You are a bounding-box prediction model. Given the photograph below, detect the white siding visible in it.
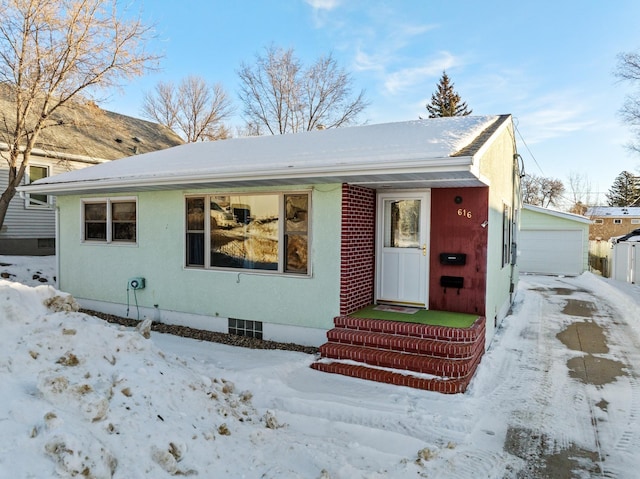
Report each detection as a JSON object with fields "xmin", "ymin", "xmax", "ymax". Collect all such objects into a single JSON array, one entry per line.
[{"xmin": 1, "ymin": 157, "xmax": 93, "ymax": 239}]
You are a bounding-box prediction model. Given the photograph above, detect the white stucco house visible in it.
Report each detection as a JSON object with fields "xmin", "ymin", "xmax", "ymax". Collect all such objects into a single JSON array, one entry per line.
[{"xmin": 19, "ymin": 115, "xmax": 521, "ymax": 393}]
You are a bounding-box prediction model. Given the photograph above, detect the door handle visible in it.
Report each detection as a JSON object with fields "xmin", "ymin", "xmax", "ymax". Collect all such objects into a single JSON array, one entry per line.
[{"xmin": 422, "ymin": 244, "xmax": 426, "ymax": 256}]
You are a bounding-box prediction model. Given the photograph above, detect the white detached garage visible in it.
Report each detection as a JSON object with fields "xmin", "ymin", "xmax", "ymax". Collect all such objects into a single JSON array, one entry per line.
[{"xmin": 519, "ymin": 204, "xmax": 591, "ymax": 276}]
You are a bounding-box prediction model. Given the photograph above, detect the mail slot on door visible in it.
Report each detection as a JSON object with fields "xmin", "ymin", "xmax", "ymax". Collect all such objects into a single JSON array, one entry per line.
[
  {"xmin": 439, "ymin": 253, "xmax": 467, "ymax": 265},
  {"xmin": 440, "ymin": 276, "xmax": 464, "ymax": 289}
]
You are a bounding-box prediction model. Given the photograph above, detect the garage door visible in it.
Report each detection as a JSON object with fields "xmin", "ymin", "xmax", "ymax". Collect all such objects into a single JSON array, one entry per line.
[{"xmin": 518, "ymin": 229, "xmax": 584, "ymax": 276}]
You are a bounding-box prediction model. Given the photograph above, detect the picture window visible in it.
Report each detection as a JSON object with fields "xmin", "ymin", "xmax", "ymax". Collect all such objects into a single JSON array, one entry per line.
[{"xmin": 186, "ymin": 192, "xmax": 310, "ymax": 274}]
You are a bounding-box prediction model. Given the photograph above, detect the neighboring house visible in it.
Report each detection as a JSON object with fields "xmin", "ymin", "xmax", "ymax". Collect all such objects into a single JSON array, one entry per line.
[
  {"xmin": 19, "ymin": 115, "xmax": 521, "ymax": 393},
  {"xmin": 519, "ymin": 204, "xmax": 591, "ymax": 276},
  {"xmin": 586, "ymin": 206, "xmax": 640, "ymax": 241},
  {"xmin": 0, "ymin": 95, "xmax": 183, "ymax": 255}
]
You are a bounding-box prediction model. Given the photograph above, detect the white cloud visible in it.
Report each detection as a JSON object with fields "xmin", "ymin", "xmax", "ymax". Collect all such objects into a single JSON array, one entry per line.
[
  {"xmin": 514, "ymin": 93, "xmax": 597, "ymax": 145},
  {"xmin": 383, "ymin": 52, "xmax": 459, "ymax": 94},
  {"xmin": 304, "ymin": 0, "xmax": 341, "ymax": 11},
  {"xmin": 353, "ymin": 47, "xmax": 385, "ymax": 72}
]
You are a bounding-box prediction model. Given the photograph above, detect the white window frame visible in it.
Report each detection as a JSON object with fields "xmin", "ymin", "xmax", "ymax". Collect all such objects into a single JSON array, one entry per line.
[
  {"xmin": 594, "ymin": 219, "xmax": 604, "ymax": 224},
  {"xmin": 614, "ymin": 219, "xmax": 622, "ymax": 225},
  {"xmin": 25, "ymin": 164, "xmax": 51, "ymax": 209},
  {"xmin": 81, "ymin": 197, "xmax": 138, "ymax": 244},
  {"xmin": 185, "ymin": 191, "xmax": 311, "ymax": 276},
  {"xmin": 502, "ymin": 202, "xmax": 512, "ymax": 267}
]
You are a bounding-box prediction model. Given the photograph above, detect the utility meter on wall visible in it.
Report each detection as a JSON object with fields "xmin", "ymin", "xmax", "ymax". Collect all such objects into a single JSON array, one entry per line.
[{"xmin": 128, "ymin": 277, "xmax": 146, "ymax": 290}]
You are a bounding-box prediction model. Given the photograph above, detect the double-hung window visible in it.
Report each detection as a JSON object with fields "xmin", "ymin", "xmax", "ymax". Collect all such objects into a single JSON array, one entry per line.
[
  {"xmin": 26, "ymin": 165, "xmax": 50, "ymax": 207},
  {"xmin": 186, "ymin": 192, "xmax": 310, "ymax": 274},
  {"xmin": 82, "ymin": 198, "xmax": 137, "ymax": 243}
]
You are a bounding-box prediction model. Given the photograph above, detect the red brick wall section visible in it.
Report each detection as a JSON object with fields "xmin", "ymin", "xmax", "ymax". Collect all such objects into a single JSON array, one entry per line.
[
  {"xmin": 340, "ymin": 184, "xmax": 376, "ymax": 315},
  {"xmin": 429, "ymin": 187, "xmax": 488, "ymax": 315}
]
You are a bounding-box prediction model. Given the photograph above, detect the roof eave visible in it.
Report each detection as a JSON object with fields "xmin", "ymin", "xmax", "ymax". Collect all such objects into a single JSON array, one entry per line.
[{"xmin": 19, "ymin": 155, "xmax": 479, "ymax": 195}]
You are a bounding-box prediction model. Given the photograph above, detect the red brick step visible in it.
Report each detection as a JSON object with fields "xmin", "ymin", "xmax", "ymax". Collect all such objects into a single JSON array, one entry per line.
[
  {"xmin": 318, "ymin": 342, "xmax": 482, "ymax": 378},
  {"xmin": 333, "ymin": 315, "xmax": 485, "ymax": 342},
  {"xmin": 311, "ymin": 315, "xmax": 486, "ymax": 393},
  {"xmin": 325, "ymin": 328, "xmax": 478, "ymax": 359},
  {"xmin": 310, "ymin": 361, "xmax": 475, "ymax": 395}
]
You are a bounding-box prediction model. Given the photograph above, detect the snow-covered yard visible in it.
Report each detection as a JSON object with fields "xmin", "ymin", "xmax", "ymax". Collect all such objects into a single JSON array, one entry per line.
[{"xmin": 2, "ymin": 255, "xmax": 640, "ymax": 478}]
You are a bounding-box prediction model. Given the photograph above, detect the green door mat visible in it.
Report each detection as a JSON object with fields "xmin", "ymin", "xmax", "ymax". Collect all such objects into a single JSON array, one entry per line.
[{"xmin": 350, "ymin": 305, "xmax": 478, "ymax": 328}]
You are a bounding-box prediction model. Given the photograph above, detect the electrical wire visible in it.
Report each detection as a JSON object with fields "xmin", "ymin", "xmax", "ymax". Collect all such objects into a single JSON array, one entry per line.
[
  {"xmin": 126, "ymin": 284, "xmax": 141, "ymax": 320},
  {"xmin": 514, "ymin": 119, "xmax": 609, "ymax": 208},
  {"xmin": 514, "ymin": 120, "xmax": 545, "ymax": 176}
]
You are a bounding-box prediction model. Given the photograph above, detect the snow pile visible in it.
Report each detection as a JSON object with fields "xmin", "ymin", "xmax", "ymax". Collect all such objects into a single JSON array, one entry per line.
[
  {"xmin": 3, "ymin": 255, "xmax": 640, "ymax": 478},
  {"xmin": 0, "ymin": 280, "xmax": 264, "ymax": 477}
]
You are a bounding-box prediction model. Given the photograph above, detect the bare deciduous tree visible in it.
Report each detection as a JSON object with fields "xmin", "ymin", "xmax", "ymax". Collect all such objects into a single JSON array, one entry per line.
[
  {"xmin": 566, "ymin": 171, "xmax": 593, "ymax": 214},
  {"xmin": 521, "ymin": 173, "xmax": 565, "ymax": 208},
  {"xmin": 0, "ymin": 0, "xmax": 158, "ymax": 230},
  {"xmin": 616, "ymin": 50, "xmax": 640, "ymax": 154},
  {"xmin": 142, "ymin": 75, "xmax": 233, "ymax": 142},
  {"xmin": 237, "ymin": 45, "xmax": 368, "ymax": 135}
]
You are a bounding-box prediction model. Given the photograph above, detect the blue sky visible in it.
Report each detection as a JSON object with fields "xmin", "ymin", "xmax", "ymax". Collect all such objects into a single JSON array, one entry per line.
[{"xmin": 103, "ymin": 0, "xmax": 640, "ymax": 203}]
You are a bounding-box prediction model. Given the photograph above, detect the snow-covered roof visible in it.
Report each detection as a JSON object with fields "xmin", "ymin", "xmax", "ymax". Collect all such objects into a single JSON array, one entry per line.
[
  {"xmin": 523, "ymin": 204, "xmax": 592, "ymax": 224},
  {"xmin": 612, "ymin": 234, "xmax": 640, "ymax": 243},
  {"xmin": 586, "ymin": 206, "xmax": 640, "ymax": 217},
  {"xmin": 19, "ymin": 115, "xmax": 510, "ymax": 195}
]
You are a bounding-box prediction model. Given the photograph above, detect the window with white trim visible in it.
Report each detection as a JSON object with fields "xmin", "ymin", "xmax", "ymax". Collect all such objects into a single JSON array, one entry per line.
[
  {"xmin": 614, "ymin": 219, "xmax": 622, "ymax": 225},
  {"xmin": 502, "ymin": 203, "xmax": 511, "ymax": 267},
  {"xmin": 594, "ymin": 219, "xmax": 604, "ymax": 224},
  {"xmin": 82, "ymin": 198, "xmax": 137, "ymax": 243},
  {"xmin": 186, "ymin": 192, "xmax": 310, "ymax": 274},
  {"xmin": 25, "ymin": 165, "xmax": 50, "ymax": 207}
]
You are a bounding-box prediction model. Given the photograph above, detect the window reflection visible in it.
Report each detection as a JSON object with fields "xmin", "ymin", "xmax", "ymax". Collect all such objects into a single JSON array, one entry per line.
[
  {"xmin": 385, "ymin": 199, "xmax": 420, "ymax": 248},
  {"xmin": 210, "ymin": 195, "xmax": 279, "ymax": 270}
]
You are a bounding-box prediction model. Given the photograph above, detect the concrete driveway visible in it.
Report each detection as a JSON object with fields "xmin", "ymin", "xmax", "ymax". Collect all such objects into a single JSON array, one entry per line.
[{"xmin": 492, "ymin": 274, "xmax": 640, "ymax": 479}]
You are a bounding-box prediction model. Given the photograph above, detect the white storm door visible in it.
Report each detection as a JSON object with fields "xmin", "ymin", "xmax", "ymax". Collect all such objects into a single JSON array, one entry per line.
[{"xmin": 376, "ymin": 192, "xmax": 430, "ymax": 307}]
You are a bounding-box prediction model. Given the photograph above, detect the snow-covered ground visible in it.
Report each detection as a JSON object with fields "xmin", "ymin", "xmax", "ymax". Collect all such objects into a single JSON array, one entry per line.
[{"xmin": 2, "ymin": 255, "xmax": 640, "ymax": 478}]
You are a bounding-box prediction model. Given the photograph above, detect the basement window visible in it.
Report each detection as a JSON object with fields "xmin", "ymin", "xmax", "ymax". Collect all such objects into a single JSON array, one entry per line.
[
  {"xmin": 37, "ymin": 238, "xmax": 55, "ymax": 249},
  {"xmin": 82, "ymin": 197, "xmax": 137, "ymax": 244},
  {"xmin": 185, "ymin": 192, "xmax": 310, "ymax": 275},
  {"xmin": 228, "ymin": 318, "xmax": 263, "ymax": 339}
]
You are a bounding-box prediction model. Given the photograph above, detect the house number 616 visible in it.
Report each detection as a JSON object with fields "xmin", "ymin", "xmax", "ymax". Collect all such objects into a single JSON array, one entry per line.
[{"xmin": 457, "ymin": 208, "xmax": 472, "ymax": 219}]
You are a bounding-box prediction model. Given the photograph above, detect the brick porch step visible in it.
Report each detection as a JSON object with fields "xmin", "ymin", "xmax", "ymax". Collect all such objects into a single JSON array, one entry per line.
[
  {"xmin": 325, "ymin": 328, "xmax": 478, "ymax": 359},
  {"xmin": 318, "ymin": 341, "xmax": 483, "ymax": 377},
  {"xmin": 333, "ymin": 315, "xmax": 485, "ymax": 342},
  {"xmin": 310, "ymin": 360, "xmax": 478, "ymax": 394},
  {"xmin": 311, "ymin": 315, "xmax": 486, "ymax": 393}
]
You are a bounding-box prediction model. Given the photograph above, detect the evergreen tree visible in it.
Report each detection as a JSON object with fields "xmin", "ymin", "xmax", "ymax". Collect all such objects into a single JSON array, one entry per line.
[
  {"xmin": 425, "ymin": 71, "xmax": 473, "ymax": 118},
  {"xmin": 606, "ymin": 171, "xmax": 640, "ymax": 206}
]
